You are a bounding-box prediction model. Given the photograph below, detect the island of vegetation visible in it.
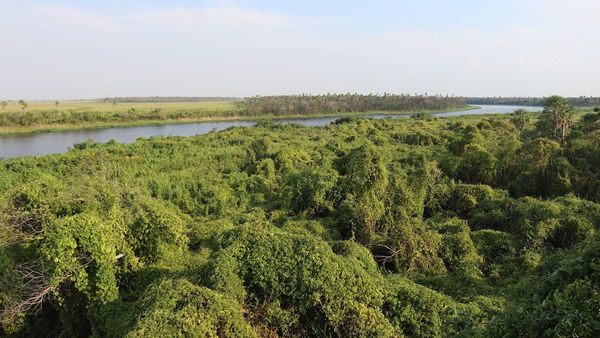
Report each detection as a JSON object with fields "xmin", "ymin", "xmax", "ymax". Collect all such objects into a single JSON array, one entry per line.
[
  {"xmin": 1, "ymin": 96, "xmax": 599, "ymax": 337},
  {"xmin": 0, "ymin": 94, "xmax": 468, "ymax": 135}
]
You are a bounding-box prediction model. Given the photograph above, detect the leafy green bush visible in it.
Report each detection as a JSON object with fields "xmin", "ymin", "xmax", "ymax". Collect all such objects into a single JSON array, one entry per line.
[
  {"xmin": 458, "ymin": 145, "xmax": 497, "ymax": 185},
  {"xmin": 117, "ymin": 279, "xmax": 257, "ymax": 337},
  {"xmin": 208, "ymin": 224, "xmax": 389, "ymax": 335},
  {"xmin": 383, "ymin": 276, "xmax": 487, "ymax": 337},
  {"xmin": 430, "ymin": 218, "xmax": 482, "ymax": 274},
  {"xmin": 492, "ymin": 238, "xmax": 600, "ymax": 337},
  {"xmin": 125, "ymin": 194, "xmax": 189, "ymax": 263}
]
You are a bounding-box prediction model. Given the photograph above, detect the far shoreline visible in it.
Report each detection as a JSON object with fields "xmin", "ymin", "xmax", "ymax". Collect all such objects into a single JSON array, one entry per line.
[{"xmin": 0, "ymin": 105, "xmax": 479, "ymax": 136}]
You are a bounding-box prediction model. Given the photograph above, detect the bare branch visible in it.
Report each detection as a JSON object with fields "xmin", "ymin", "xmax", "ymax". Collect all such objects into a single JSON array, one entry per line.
[
  {"xmin": 0, "ymin": 262, "xmax": 67, "ymax": 324},
  {"xmin": 0, "ymin": 208, "xmax": 46, "ymax": 246},
  {"xmin": 372, "ymin": 243, "xmax": 403, "ymax": 264}
]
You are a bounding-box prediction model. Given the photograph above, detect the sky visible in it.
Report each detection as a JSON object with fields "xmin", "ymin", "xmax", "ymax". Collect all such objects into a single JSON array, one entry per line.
[{"xmin": 1, "ymin": 0, "xmax": 599, "ymax": 99}]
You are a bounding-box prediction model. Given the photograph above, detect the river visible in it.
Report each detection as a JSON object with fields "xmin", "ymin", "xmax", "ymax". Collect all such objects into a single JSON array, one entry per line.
[{"xmin": 0, "ymin": 105, "xmax": 542, "ymax": 159}]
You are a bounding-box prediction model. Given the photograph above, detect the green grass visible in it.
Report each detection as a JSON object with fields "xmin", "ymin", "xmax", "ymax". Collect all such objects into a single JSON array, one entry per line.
[{"xmin": 0, "ymin": 100, "xmax": 238, "ymax": 114}]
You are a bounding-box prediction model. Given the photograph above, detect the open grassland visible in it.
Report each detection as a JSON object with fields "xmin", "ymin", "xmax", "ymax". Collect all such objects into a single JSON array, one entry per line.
[
  {"xmin": 0, "ymin": 100, "xmax": 238, "ymax": 114},
  {"xmin": 0, "ymin": 100, "xmax": 240, "ymax": 134}
]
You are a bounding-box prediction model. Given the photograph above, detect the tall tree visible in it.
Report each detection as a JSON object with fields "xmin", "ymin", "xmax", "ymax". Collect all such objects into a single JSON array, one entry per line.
[
  {"xmin": 1, "ymin": 101, "xmax": 7, "ymax": 110},
  {"xmin": 54, "ymin": 101, "xmax": 60, "ymax": 109},
  {"xmin": 511, "ymin": 109, "xmax": 530, "ymax": 135},
  {"xmin": 18, "ymin": 99, "xmax": 28, "ymax": 112},
  {"xmin": 540, "ymin": 95, "xmax": 574, "ymax": 145}
]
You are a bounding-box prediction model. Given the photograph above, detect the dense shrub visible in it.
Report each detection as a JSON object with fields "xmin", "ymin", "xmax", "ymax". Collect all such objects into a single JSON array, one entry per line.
[
  {"xmin": 112, "ymin": 279, "xmax": 257, "ymax": 337},
  {"xmin": 208, "ymin": 225, "xmax": 389, "ymax": 335}
]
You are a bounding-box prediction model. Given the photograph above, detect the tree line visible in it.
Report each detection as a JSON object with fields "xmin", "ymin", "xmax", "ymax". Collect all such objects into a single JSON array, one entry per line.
[
  {"xmin": 462, "ymin": 96, "xmax": 600, "ymax": 107},
  {"xmin": 239, "ymin": 94, "xmax": 466, "ymax": 116}
]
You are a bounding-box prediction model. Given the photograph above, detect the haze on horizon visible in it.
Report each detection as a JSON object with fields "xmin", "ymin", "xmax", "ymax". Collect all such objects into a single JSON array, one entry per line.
[{"xmin": 1, "ymin": 0, "xmax": 599, "ymax": 100}]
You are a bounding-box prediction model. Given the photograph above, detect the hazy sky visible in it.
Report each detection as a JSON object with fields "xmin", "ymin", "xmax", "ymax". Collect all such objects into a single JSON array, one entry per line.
[{"xmin": 1, "ymin": 0, "xmax": 599, "ymax": 99}]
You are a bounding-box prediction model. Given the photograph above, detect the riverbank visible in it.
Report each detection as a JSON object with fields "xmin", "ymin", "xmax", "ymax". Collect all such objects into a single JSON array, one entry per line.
[
  {"xmin": 0, "ymin": 105, "xmax": 478, "ymax": 135},
  {"xmin": 1, "ymin": 105, "xmax": 552, "ymax": 159}
]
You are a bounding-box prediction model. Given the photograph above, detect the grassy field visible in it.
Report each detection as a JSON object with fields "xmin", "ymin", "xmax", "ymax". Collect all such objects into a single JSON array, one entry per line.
[
  {"xmin": 0, "ymin": 100, "xmax": 238, "ymax": 114},
  {"xmin": 0, "ymin": 100, "xmax": 241, "ymax": 134},
  {"xmin": 0, "ymin": 100, "xmax": 476, "ymax": 135}
]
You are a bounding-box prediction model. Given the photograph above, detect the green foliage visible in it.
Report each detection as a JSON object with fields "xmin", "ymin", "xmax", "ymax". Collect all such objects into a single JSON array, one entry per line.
[
  {"xmin": 458, "ymin": 145, "xmax": 497, "ymax": 185},
  {"xmin": 115, "ymin": 279, "xmax": 257, "ymax": 337},
  {"xmin": 337, "ymin": 142, "xmax": 388, "ymax": 243},
  {"xmin": 205, "ymin": 224, "xmax": 403, "ymax": 336},
  {"xmin": 511, "ymin": 108, "xmax": 530, "ymax": 135},
  {"xmin": 471, "ymin": 230, "xmax": 516, "ymax": 280},
  {"xmin": 537, "ymin": 95, "xmax": 575, "ymax": 144},
  {"xmin": 449, "ymin": 183, "xmax": 506, "ymax": 218},
  {"xmin": 402, "ymin": 130, "xmax": 439, "ymax": 146},
  {"xmin": 492, "ymin": 238, "xmax": 600, "ymax": 337},
  {"xmin": 2, "ymin": 112, "xmax": 600, "ymax": 337},
  {"xmin": 242, "ymin": 94, "xmax": 466, "ymax": 116},
  {"xmin": 278, "ymin": 161, "xmax": 339, "ymax": 215},
  {"xmin": 510, "ymin": 138, "xmax": 562, "ymax": 197},
  {"xmin": 449, "ymin": 125, "xmax": 484, "ymax": 155},
  {"xmin": 42, "ymin": 213, "xmax": 123, "ymax": 304},
  {"xmin": 431, "ymin": 218, "xmax": 483, "ymax": 274},
  {"xmin": 126, "ymin": 194, "xmax": 189, "ymax": 263},
  {"xmin": 383, "ymin": 275, "xmax": 491, "ymax": 337}
]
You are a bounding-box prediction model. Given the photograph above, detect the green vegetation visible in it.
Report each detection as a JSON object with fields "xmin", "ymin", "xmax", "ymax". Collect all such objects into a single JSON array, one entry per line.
[
  {"xmin": 0, "ymin": 95, "xmax": 467, "ymax": 135},
  {"xmin": 242, "ymin": 94, "xmax": 465, "ymax": 116},
  {"xmin": 0, "ymin": 101, "xmax": 239, "ymax": 134},
  {"xmin": 462, "ymin": 96, "xmax": 600, "ymax": 107},
  {"xmin": 1, "ymin": 96, "xmax": 599, "ymax": 337}
]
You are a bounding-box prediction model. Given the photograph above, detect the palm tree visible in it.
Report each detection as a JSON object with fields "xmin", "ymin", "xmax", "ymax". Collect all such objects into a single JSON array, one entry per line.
[
  {"xmin": 542, "ymin": 95, "xmax": 574, "ymax": 145},
  {"xmin": 18, "ymin": 100, "xmax": 28, "ymax": 112},
  {"xmin": 1, "ymin": 101, "xmax": 7, "ymax": 110},
  {"xmin": 511, "ymin": 109, "xmax": 530, "ymax": 135},
  {"xmin": 54, "ymin": 101, "xmax": 60, "ymax": 109}
]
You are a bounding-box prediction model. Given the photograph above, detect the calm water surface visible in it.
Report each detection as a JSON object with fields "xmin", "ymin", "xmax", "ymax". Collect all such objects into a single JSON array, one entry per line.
[{"xmin": 0, "ymin": 105, "xmax": 542, "ymax": 159}]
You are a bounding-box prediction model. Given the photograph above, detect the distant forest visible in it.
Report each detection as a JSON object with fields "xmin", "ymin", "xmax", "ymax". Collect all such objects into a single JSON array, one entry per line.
[
  {"xmin": 239, "ymin": 94, "xmax": 466, "ymax": 116},
  {"xmin": 462, "ymin": 96, "xmax": 600, "ymax": 107}
]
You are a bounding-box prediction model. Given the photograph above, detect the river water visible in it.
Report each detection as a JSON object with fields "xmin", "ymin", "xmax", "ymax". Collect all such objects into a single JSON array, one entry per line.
[{"xmin": 0, "ymin": 105, "xmax": 542, "ymax": 159}]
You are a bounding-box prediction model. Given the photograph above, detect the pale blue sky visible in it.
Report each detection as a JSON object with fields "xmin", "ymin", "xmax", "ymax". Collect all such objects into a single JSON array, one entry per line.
[{"xmin": 1, "ymin": 0, "xmax": 599, "ymax": 99}]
